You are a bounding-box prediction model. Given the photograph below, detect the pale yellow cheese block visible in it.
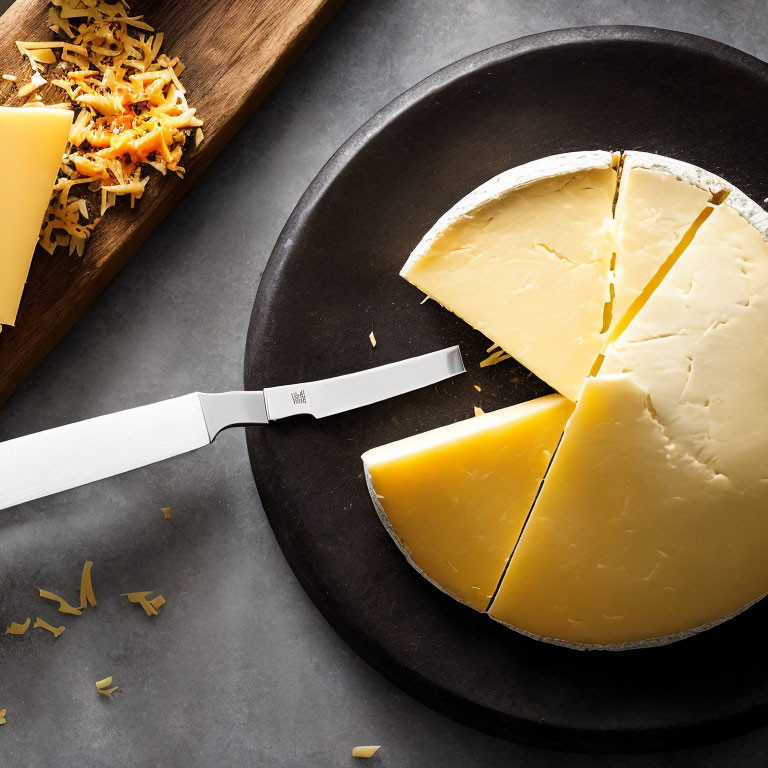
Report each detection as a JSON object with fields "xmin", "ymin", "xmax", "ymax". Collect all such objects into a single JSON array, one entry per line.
[
  {"xmin": 363, "ymin": 394, "xmax": 573, "ymax": 611},
  {"xmin": 602, "ymin": 200, "xmax": 768, "ymax": 485},
  {"xmin": 402, "ymin": 152, "xmax": 617, "ymax": 400},
  {"xmin": 609, "ymin": 151, "xmax": 726, "ymax": 335},
  {"xmin": 0, "ymin": 107, "xmax": 73, "ymax": 326},
  {"xmin": 491, "ymin": 195, "xmax": 768, "ymax": 649}
]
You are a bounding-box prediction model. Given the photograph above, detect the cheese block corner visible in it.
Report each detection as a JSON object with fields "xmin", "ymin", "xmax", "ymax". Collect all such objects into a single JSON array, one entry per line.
[
  {"xmin": 362, "ymin": 394, "xmax": 573, "ymax": 611},
  {"xmin": 0, "ymin": 106, "xmax": 73, "ymax": 326}
]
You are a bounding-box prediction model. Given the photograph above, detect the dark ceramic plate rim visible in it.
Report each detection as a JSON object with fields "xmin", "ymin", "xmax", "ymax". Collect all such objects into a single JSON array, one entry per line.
[{"xmin": 245, "ymin": 26, "xmax": 768, "ymax": 753}]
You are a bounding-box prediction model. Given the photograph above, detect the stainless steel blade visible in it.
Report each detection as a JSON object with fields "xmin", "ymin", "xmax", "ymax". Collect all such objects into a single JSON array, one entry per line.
[
  {"xmin": 263, "ymin": 346, "xmax": 465, "ymax": 419},
  {"xmin": 0, "ymin": 394, "xmax": 211, "ymax": 512},
  {"xmin": 0, "ymin": 346, "xmax": 464, "ymax": 511}
]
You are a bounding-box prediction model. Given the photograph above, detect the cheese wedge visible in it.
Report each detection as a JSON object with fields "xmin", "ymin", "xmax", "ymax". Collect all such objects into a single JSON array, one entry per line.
[
  {"xmin": 0, "ymin": 107, "xmax": 73, "ymax": 325},
  {"xmin": 608, "ymin": 151, "xmax": 728, "ymax": 336},
  {"xmin": 402, "ymin": 151, "xmax": 617, "ymax": 400},
  {"xmin": 363, "ymin": 394, "xmax": 573, "ymax": 610},
  {"xmin": 490, "ymin": 195, "xmax": 768, "ymax": 649}
]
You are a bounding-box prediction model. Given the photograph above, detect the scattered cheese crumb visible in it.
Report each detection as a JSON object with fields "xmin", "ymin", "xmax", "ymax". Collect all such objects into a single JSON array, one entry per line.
[
  {"xmin": 39, "ymin": 588, "xmax": 83, "ymax": 615},
  {"xmin": 420, "ymin": 295, "xmax": 430, "ymax": 304},
  {"xmin": 473, "ymin": 406, "xmax": 484, "ymax": 417},
  {"xmin": 2, "ymin": 73, "xmax": 16, "ymax": 81},
  {"xmin": 149, "ymin": 595, "xmax": 166, "ymax": 610},
  {"xmin": 78, "ymin": 560, "xmax": 97, "ymax": 609},
  {"xmin": 369, "ymin": 331, "xmax": 376, "ymax": 347},
  {"xmin": 95, "ymin": 677, "xmax": 118, "ymax": 698},
  {"xmin": 0, "ymin": 708, "xmax": 6, "ymax": 724},
  {"xmin": 162, "ymin": 507, "xmax": 172, "ymax": 519},
  {"xmin": 5, "ymin": 618, "xmax": 31, "ymax": 635},
  {"xmin": 352, "ymin": 746, "xmax": 381, "ymax": 758},
  {"xmin": 122, "ymin": 591, "xmax": 165, "ymax": 616},
  {"xmin": 479, "ymin": 350, "xmax": 511, "ymax": 368},
  {"xmin": 33, "ymin": 618, "xmax": 65, "ymax": 637},
  {"xmin": 474, "ymin": 385, "xmax": 481, "ymax": 392},
  {"xmin": 30, "ymin": 70, "xmax": 47, "ymax": 87}
]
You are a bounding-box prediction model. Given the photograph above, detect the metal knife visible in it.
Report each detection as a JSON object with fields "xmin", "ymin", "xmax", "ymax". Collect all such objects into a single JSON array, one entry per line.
[{"xmin": 0, "ymin": 346, "xmax": 464, "ymax": 512}]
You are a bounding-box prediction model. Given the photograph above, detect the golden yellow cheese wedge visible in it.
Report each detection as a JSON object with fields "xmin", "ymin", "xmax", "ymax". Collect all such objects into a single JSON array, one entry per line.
[{"xmin": 363, "ymin": 394, "xmax": 572, "ymax": 611}]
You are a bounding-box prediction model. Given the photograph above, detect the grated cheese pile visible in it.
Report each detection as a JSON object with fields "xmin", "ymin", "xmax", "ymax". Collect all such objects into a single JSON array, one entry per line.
[{"xmin": 13, "ymin": 0, "xmax": 203, "ymax": 256}]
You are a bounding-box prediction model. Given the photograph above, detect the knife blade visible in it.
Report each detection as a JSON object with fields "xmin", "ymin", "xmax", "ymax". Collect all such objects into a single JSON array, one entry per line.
[{"xmin": 0, "ymin": 346, "xmax": 464, "ymax": 511}]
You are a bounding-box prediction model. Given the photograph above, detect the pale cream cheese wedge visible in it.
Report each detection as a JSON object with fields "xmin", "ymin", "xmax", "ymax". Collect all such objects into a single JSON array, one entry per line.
[
  {"xmin": 490, "ymin": 193, "xmax": 768, "ymax": 649},
  {"xmin": 363, "ymin": 394, "xmax": 572, "ymax": 611},
  {"xmin": 402, "ymin": 151, "xmax": 618, "ymax": 400},
  {"xmin": 608, "ymin": 151, "xmax": 730, "ymax": 337},
  {"xmin": 0, "ymin": 107, "xmax": 73, "ymax": 326}
]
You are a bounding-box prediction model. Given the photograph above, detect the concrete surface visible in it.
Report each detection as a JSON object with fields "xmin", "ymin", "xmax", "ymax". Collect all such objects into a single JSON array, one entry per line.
[{"xmin": 1, "ymin": 0, "xmax": 768, "ymax": 765}]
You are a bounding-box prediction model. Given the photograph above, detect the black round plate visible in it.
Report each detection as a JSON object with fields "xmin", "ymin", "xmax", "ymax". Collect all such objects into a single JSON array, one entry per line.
[{"xmin": 245, "ymin": 27, "xmax": 768, "ymax": 753}]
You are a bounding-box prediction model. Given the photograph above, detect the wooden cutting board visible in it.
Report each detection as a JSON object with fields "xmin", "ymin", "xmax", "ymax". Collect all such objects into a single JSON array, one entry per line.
[{"xmin": 0, "ymin": 0, "xmax": 343, "ymax": 406}]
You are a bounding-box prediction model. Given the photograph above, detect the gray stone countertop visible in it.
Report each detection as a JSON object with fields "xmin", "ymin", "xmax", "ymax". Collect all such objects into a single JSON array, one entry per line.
[{"xmin": 1, "ymin": 1, "xmax": 766, "ymax": 765}]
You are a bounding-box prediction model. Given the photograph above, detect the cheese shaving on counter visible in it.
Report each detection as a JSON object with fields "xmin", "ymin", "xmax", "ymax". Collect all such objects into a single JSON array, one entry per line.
[
  {"xmin": 5, "ymin": 618, "xmax": 31, "ymax": 635},
  {"xmin": 79, "ymin": 560, "xmax": 97, "ymax": 609},
  {"xmin": 162, "ymin": 507, "xmax": 172, "ymax": 519},
  {"xmin": 479, "ymin": 349, "xmax": 511, "ymax": 368},
  {"xmin": 95, "ymin": 676, "xmax": 118, "ymax": 697},
  {"xmin": 473, "ymin": 406, "xmax": 484, "ymax": 417},
  {"xmin": 0, "ymin": 708, "xmax": 6, "ymax": 724},
  {"xmin": 33, "ymin": 617, "xmax": 66, "ymax": 637},
  {"xmin": 122, "ymin": 591, "xmax": 165, "ymax": 616},
  {"xmin": 39, "ymin": 588, "xmax": 83, "ymax": 615},
  {"xmin": 14, "ymin": 0, "xmax": 203, "ymax": 256},
  {"xmin": 369, "ymin": 331, "xmax": 376, "ymax": 347}
]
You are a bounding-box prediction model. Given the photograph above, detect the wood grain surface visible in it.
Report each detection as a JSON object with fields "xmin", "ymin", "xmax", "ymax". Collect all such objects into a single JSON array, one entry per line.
[{"xmin": 0, "ymin": 0, "xmax": 343, "ymax": 406}]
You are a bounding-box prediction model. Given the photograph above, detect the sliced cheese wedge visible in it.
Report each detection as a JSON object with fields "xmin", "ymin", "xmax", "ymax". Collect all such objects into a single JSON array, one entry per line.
[
  {"xmin": 401, "ymin": 151, "xmax": 617, "ymax": 400},
  {"xmin": 363, "ymin": 394, "xmax": 572, "ymax": 611},
  {"xmin": 608, "ymin": 151, "xmax": 728, "ymax": 336},
  {"xmin": 491, "ymin": 195, "xmax": 768, "ymax": 649},
  {"xmin": 0, "ymin": 107, "xmax": 72, "ymax": 326}
]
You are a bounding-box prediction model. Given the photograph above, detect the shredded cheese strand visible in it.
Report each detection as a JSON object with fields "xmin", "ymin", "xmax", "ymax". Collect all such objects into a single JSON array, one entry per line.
[{"xmin": 39, "ymin": 588, "xmax": 83, "ymax": 615}]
